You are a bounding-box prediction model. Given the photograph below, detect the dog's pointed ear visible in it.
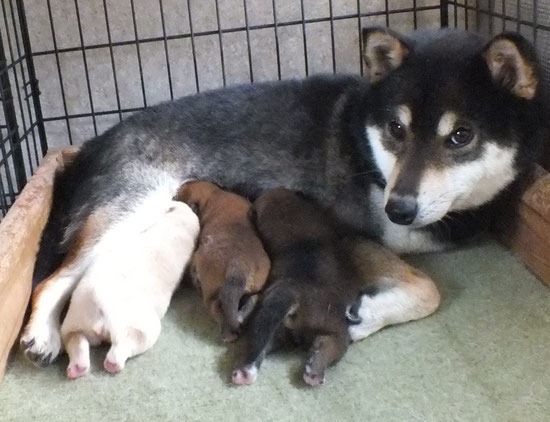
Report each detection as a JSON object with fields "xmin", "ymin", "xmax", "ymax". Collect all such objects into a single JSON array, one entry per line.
[
  {"xmin": 362, "ymin": 27, "xmax": 410, "ymax": 83},
  {"xmin": 482, "ymin": 33, "xmax": 539, "ymax": 100}
]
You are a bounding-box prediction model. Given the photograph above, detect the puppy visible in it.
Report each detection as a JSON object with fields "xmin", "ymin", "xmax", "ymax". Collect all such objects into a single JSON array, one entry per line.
[
  {"xmin": 60, "ymin": 201, "xmax": 199, "ymax": 378},
  {"xmin": 232, "ymin": 188, "xmax": 362, "ymax": 387},
  {"xmin": 175, "ymin": 181, "xmax": 270, "ymax": 342}
]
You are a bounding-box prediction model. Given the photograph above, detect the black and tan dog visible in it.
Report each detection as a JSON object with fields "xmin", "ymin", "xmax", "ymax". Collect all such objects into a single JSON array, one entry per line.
[
  {"xmin": 22, "ymin": 28, "xmax": 546, "ymax": 367},
  {"xmin": 175, "ymin": 181, "xmax": 270, "ymax": 342}
]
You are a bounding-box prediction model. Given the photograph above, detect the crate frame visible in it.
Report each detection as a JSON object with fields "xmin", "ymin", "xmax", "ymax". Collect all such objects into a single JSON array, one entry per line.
[{"xmin": 0, "ymin": 0, "xmax": 548, "ymax": 218}]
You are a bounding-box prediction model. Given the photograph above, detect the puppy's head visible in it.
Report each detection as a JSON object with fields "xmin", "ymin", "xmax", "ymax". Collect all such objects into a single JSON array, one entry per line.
[
  {"xmin": 253, "ymin": 188, "xmax": 335, "ymax": 252},
  {"xmin": 174, "ymin": 180, "xmax": 220, "ymax": 216},
  {"xmin": 362, "ymin": 27, "xmax": 547, "ymax": 227},
  {"xmin": 253, "ymin": 187, "xmax": 299, "ymax": 223}
]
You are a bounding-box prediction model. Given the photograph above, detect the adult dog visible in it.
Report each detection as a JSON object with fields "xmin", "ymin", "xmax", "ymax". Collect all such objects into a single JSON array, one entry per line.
[{"xmin": 21, "ymin": 27, "xmax": 547, "ymax": 366}]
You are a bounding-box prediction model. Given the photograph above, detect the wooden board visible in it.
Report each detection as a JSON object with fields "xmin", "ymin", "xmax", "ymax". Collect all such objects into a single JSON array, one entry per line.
[
  {"xmin": 498, "ymin": 165, "xmax": 550, "ymax": 287},
  {"xmin": 0, "ymin": 149, "xmax": 73, "ymax": 382}
]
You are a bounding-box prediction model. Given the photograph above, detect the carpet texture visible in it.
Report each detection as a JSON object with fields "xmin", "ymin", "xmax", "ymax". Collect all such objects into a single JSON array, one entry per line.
[{"xmin": 1, "ymin": 238, "xmax": 549, "ymax": 422}]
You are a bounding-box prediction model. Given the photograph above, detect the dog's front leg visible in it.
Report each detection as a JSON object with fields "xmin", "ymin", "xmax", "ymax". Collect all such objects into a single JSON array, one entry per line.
[{"xmin": 347, "ymin": 239, "xmax": 441, "ymax": 342}]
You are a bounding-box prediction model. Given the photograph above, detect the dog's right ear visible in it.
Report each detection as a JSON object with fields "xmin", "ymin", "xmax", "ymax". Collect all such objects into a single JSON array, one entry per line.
[
  {"xmin": 362, "ymin": 27, "xmax": 410, "ymax": 83},
  {"xmin": 482, "ymin": 33, "xmax": 540, "ymax": 100}
]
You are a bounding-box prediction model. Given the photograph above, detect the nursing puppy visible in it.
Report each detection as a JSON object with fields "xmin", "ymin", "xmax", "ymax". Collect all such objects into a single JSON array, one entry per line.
[
  {"xmin": 232, "ymin": 188, "xmax": 362, "ymax": 387},
  {"xmin": 175, "ymin": 181, "xmax": 270, "ymax": 342},
  {"xmin": 60, "ymin": 201, "xmax": 199, "ymax": 378}
]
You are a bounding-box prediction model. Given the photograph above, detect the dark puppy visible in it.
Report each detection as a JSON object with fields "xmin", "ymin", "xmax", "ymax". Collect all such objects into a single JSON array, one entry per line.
[
  {"xmin": 232, "ymin": 188, "xmax": 362, "ymax": 387},
  {"xmin": 175, "ymin": 181, "xmax": 271, "ymax": 342}
]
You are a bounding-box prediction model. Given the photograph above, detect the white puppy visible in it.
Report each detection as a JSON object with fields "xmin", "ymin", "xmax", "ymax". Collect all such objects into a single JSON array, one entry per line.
[{"xmin": 60, "ymin": 200, "xmax": 199, "ymax": 378}]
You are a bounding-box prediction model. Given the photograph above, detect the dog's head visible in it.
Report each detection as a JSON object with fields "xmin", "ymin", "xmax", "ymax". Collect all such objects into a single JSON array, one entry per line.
[{"xmin": 362, "ymin": 27, "xmax": 547, "ymax": 227}]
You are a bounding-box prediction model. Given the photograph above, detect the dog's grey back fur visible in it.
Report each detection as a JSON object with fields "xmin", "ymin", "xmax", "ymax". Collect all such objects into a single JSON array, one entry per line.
[{"xmin": 35, "ymin": 75, "xmax": 378, "ymax": 281}]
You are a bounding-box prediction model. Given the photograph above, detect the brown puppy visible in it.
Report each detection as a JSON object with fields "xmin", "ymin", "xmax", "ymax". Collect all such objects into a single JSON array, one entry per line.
[
  {"xmin": 175, "ymin": 181, "xmax": 270, "ymax": 342},
  {"xmin": 232, "ymin": 188, "xmax": 363, "ymax": 387}
]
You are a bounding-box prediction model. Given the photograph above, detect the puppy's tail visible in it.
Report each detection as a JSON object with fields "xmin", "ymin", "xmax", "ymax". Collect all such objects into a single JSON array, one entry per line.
[
  {"xmin": 244, "ymin": 287, "xmax": 297, "ymax": 365},
  {"xmin": 219, "ymin": 276, "xmax": 249, "ymax": 335}
]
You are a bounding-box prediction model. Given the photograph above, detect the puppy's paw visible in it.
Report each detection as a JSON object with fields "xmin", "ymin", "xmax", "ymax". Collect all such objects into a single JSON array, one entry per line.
[
  {"xmin": 303, "ymin": 365, "xmax": 325, "ymax": 387},
  {"xmin": 222, "ymin": 331, "xmax": 239, "ymax": 344},
  {"xmin": 231, "ymin": 365, "xmax": 258, "ymax": 385},
  {"xmin": 66, "ymin": 363, "xmax": 89, "ymax": 379},
  {"xmin": 20, "ymin": 320, "xmax": 62, "ymax": 367},
  {"xmin": 104, "ymin": 359, "xmax": 123, "ymax": 374}
]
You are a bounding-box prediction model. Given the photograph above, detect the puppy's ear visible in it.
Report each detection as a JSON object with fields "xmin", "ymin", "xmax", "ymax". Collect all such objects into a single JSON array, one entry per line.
[
  {"xmin": 173, "ymin": 184, "xmax": 200, "ymax": 216},
  {"xmin": 247, "ymin": 204, "xmax": 258, "ymax": 222},
  {"xmin": 188, "ymin": 202, "xmax": 200, "ymax": 216},
  {"xmin": 482, "ymin": 33, "xmax": 539, "ymax": 100},
  {"xmin": 362, "ymin": 27, "xmax": 410, "ymax": 83}
]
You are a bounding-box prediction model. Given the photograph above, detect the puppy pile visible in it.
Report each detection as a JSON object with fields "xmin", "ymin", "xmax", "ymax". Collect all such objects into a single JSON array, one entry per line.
[{"xmin": 60, "ymin": 182, "xmax": 371, "ymax": 386}]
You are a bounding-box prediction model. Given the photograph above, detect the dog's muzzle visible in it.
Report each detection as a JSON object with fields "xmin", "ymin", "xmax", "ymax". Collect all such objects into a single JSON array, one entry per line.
[{"xmin": 385, "ymin": 194, "xmax": 418, "ymax": 225}]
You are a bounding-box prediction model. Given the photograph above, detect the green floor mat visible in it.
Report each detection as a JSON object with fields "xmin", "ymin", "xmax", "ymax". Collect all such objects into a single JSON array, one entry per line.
[{"xmin": 1, "ymin": 238, "xmax": 549, "ymax": 422}]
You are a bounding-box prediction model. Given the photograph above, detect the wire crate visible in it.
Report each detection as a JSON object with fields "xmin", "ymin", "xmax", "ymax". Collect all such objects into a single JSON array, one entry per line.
[{"xmin": 0, "ymin": 0, "xmax": 548, "ymax": 219}]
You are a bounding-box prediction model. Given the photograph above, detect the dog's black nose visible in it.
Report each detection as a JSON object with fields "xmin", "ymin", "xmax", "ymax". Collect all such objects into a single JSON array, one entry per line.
[{"xmin": 385, "ymin": 195, "xmax": 418, "ymax": 225}]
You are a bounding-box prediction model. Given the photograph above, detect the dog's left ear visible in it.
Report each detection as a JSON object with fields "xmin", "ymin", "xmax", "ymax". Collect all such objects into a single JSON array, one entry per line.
[
  {"xmin": 362, "ymin": 27, "xmax": 410, "ymax": 83},
  {"xmin": 482, "ymin": 33, "xmax": 539, "ymax": 100}
]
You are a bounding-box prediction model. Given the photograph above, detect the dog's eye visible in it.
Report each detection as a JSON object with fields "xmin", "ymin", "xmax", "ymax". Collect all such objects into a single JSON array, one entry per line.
[
  {"xmin": 388, "ymin": 121, "xmax": 406, "ymax": 140},
  {"xmin": 447, "ymin": 127, "xmax": 473, "ymax": 148}
]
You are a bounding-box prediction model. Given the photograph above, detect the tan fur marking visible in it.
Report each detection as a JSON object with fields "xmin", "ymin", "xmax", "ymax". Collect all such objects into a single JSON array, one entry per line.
[
  {"xmin": 384, "ymin": 162, "xmax": 402, "ymax": 201},
  {"xmin": 363, "ymin": 30, "xmax": 408, "ymax": 83},
  {"xmin": 484, "ymin": 39, "xmax": 538, "ymax": 100},
  {"xmin": 30, "ymin": 211, "xmax": 107, "ymax": 319},
  {"xmin": 348, "ymin": 238, "xmax": 440, "ymax": 314},
  {"xmin": 396, "ymin": 105, "xmax": 412, "ymax": 127},
  {"xmin": 437, "ymin": 112, "xmax": 458, "ymax": 137}
]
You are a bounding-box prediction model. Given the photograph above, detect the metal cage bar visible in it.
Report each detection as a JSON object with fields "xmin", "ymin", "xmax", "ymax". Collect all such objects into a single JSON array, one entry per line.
[
  {"xmin": 0, "ymin": 13, "xmax": 26, "ymax": 191},
  {"xmin": 15, "ymin": 0, "xmax": 46, "ymax": 156},
  {"xmin": 102, "ymin": 0, "xmax": 123, "ymax": 121},
  {"xmin": 74, "ymin": 0, "xmax": 98, "ymax": 136},
  {"xmin": 1, "ymin": 0, "xmax": 548, "ymax": 220}
]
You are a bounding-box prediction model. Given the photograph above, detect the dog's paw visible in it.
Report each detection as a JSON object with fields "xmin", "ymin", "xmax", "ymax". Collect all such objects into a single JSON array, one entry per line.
[
  {"xmin": 303, "ymin": 365, "xmax": 325, "ymax": 387},
  {"xmin": 20, "ymin": 321, "xmax": 62, "ymax": 367},
  {"xmin": 66, "ymin": 363, "xmax": 89, "ymax": 379},
  {"xmin": 103, "ymin": 359, "xmax": 123, "ymax": 374},
  {"xmin": 348, "ymin": 319, "xmax": 384, "ymax": 342},
  {"xmin": 348, "ymin": 297, "xmax": 384, "ymax": 342},
  {"xmin": 222, "ymin": 331, "xmax": 239, "ymax": 344},
  {"xmin": 231, "ymin": 365, "xmax": 258, "ymax": 385}
]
